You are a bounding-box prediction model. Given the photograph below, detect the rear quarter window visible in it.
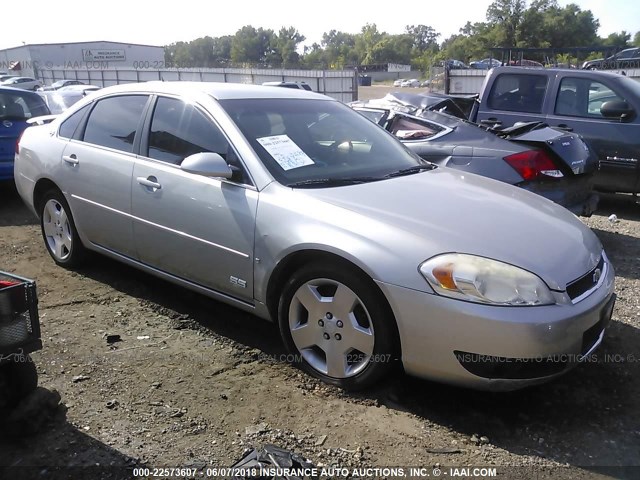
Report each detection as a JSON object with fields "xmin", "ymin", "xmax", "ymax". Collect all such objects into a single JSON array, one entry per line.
[{"xmin": 59, "ymin": 105, "xmax": 90, "ymax": 139}]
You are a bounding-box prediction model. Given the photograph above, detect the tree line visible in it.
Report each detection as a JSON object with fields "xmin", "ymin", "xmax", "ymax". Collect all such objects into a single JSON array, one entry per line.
[{"xmin": 164, "ymin": 0, "xmax": 640, "ymax": 70}]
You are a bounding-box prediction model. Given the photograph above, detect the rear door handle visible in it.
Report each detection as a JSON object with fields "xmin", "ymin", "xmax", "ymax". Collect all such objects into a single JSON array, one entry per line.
[
  {"xmin": 556, "ymin": 124, "xmax": 573, "ymax": 132},
  {"xmin": 62, "ymin": 154, "xmax": 79, "ymax": 165},
  {"xmin": 137, "ymin": 176, "xmax": 162, "ymax": 190}
]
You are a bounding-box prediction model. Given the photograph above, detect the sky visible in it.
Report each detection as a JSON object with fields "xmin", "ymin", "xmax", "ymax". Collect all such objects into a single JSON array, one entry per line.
[{"xmin": 2, "ymin": 0, "xmax": 639, "ymax": 51}]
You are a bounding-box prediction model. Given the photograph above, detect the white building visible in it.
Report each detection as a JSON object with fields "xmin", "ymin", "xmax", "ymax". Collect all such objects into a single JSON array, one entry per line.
[{"xmin": 0, "ymin": 41, "xmax": 165, "ymax": 79}]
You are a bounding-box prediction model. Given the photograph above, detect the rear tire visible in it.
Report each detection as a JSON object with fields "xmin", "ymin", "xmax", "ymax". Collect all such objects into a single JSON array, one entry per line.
[
  {"xmin": 39, "ymin": 189, "xmax": 86, "ymax": 268},
  {"xmin": 278, "ymin": 262, "xmax": 398, "ymax": 390}
]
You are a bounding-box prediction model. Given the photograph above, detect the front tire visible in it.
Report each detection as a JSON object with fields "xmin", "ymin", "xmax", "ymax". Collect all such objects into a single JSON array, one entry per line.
[
  {"xmin": 278, "ymin": 262, "xmax": 398, "ymax": 390},
  {"xmin": 0, "ymin": 356, "xmax": 38, "ymax": 409},
  {"xmin": 40, "ymin": 189, "xmax": 85, "ymax": 267}
]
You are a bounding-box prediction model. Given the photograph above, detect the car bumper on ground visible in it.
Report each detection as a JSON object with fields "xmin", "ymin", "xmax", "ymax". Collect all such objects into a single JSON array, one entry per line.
[{"xmin": 376, "ymin": 257, "xmax": 615, "ymax": 391}]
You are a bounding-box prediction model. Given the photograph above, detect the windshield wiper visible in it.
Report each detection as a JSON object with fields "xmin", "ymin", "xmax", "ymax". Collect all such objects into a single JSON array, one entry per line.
[
  {"xmin": 383, "ymin": 164, "xmax": 436, "ymax": 178},
  {"xmin": 287, "ymin": 177, "xmax": 381, "ymax": 188}
]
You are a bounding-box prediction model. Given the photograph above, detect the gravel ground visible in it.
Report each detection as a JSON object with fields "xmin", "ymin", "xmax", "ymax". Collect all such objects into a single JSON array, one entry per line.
[{"xmin": 0, "ymin": 147, "xmax": 639, "ymax": 478}]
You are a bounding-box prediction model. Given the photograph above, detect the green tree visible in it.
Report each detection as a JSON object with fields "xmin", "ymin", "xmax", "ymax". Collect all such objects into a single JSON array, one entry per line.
[
  {"xmin": 273, "ymin": 27, "xmax": 306, "ymax": 67},
  {"xmin": 230, "ymin": 25, "xmax": 276, "ymax": 65},
  {"xmin": 486, "ymin": 0, "xmax": 527, "ymax": 47},
  {"xmin": 602, "ymin": 31, "xmax": 631, "ymax": 48},
  {"xmin": 405, "ymin": 25, "xmax": 440, "ymax": 53},
  {"xmin": 356, "ymin": 24, "xmax": 385, "ymax": 64},
  {"xmin": 300, "ymin": 43, "xmax": 327, "ymax": 68},
  {"xmin": 634, "ymin": 31, "xmax": 640, "ymax": 47},
  {"xmin": 211, "ymin": 36, "xmax": 232, "ymax": 66},
  {"xmin": 542, "ymin": 3, "xmax": 599, "ymax": 48},
  {"xmin": 518, "ymin": 0, "xmax": 558, "ymax": 48},
  {"xmin": 367, "ymin": 35, "xmax": 413, "ymax": 64},
  {"xmin": 321, "ymin": 30, "xmax": 359, "ymax": 68}
]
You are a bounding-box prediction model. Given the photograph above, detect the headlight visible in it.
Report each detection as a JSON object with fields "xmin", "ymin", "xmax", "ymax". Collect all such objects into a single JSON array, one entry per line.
[{"xmin": 419, "ymin": 254, "xmax": 555, "ymax": 306}]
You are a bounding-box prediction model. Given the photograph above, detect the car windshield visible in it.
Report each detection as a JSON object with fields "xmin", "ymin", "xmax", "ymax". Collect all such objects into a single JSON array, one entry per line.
[
  {"xmin": 0, "ymin": 91, "xmax": 49, "ymax": 120},
  {"xmin": 219, "ymin": 98, "xmax": 427, "ymax": 187}
]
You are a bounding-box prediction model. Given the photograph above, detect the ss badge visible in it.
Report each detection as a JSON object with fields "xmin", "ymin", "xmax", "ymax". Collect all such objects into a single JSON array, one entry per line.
[{"xmin": 229, "ymin": 276, "xmax": 247, "ymax": 288}]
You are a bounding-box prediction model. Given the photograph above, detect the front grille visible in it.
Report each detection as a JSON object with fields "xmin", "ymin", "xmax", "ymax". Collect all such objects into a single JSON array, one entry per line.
[{"xmin": 566, "ymin": 255, "xmax": 605, "ymax": 301}]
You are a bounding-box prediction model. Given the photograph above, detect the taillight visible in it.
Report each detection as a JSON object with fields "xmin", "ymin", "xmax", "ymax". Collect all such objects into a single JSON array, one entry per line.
[{"xmin": 503, "ymin": 150, "xmax": 563, "ymax": 181}]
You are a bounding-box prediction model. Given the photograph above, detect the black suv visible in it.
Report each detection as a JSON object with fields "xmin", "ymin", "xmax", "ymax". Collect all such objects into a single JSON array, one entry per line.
[{"xmin": 582, "ymin": 48, "xmax": 640, "ymax": 70}]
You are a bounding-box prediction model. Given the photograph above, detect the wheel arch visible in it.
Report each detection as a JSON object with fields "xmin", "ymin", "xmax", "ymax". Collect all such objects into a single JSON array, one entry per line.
[
  {"xmin": 33, "ymin": 178, "xmax": 62, "ymax": 217},
  {"xmin": 265, "ymin": 249, "xmax": 402, "ymax": 357}
]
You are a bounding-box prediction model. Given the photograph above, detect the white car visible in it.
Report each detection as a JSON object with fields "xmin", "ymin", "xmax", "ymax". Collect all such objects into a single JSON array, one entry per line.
[
  {"xmin": 400, "ymin": 79, "xmax": 420, "ymax": 88},
  {"xmin": 393, "ymin": 78, "xmax": 406, "ymax": 87},
  {"xmin": 1, "ymin": 76, "xmax": 41, "ymax": 91}
]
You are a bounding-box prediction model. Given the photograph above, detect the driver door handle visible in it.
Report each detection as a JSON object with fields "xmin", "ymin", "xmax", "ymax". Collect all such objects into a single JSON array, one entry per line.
[
  {"xmin": 62, "ymin": 154, "xmax": 79, "ymax": 165},
  {"xmin": 137, "ymin": 176, "xmax": 162, "ymax": 190}
]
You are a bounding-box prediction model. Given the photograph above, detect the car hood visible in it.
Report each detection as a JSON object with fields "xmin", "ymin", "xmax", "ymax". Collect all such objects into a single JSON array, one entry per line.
[{"xmin": 300, "ymin": 168, "xmax": 602, "ymax": 291}]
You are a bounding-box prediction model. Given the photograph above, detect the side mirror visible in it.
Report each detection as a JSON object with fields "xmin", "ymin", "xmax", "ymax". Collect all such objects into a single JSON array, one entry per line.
[
  {"xmin": 181, "ymin": 152, "xmax": 233, "ymax": 178},
  {"xmin": 601, "ymin": 100, "xmax": 635, "ymax": 121}
]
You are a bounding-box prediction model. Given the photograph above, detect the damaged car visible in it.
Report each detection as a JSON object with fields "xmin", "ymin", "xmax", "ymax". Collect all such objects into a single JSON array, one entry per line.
[{"xmin": 350, "ymin": 92, "xmax": 599, "ymax": 216}]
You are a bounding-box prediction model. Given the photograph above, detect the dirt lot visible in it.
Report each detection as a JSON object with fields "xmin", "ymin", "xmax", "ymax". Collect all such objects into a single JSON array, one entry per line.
[{"xmin": 1, "ymin": 171, "xmax": 640, "ymax": 479}]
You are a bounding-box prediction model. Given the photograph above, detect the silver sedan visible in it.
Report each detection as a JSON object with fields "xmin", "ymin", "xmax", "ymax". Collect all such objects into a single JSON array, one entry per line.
[{"xmin": 14, "ymin": 82, "xmax": 615, "ymax": 390}]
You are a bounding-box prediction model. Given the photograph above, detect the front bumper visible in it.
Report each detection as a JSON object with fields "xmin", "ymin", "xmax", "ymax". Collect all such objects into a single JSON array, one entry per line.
[{"xmin": 376, "ymin": 257, "xmax": 615, "ymax": 390}]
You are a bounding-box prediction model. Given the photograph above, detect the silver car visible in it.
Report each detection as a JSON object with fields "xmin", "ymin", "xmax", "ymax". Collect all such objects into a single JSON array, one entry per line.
[
  {"xmin": 14, "ymin": 82, "xmax": 616, "ymax": 391},
  {"xmin": 0, "ymin": 76, "xmax": 41, "ymax": 91}
]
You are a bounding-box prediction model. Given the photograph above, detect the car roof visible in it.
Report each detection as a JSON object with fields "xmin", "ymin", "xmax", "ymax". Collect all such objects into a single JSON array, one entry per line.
[
  {"xmin": 0, "ymin": 85, "xmax": 43, "ymax": 97},
  {"xmin": 94, "ymin": 81, "xmax": 331, "ymax": 101},
  {"xmin": 491, "ymin": 66, "xmax": 628, "ymax": 79}
]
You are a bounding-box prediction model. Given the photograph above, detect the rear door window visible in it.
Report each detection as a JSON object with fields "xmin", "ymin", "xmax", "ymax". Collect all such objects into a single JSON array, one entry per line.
[
  {"xmin": 554, "ymin": 78, "xmax": 624, "ymax": 118},
  {"xmin": 82, "ymin": 95, "xmax": 148, "ymax": 153},
  {"xmin": 487, "ymin": 74, "xmax": 548, "ymax": 113}
]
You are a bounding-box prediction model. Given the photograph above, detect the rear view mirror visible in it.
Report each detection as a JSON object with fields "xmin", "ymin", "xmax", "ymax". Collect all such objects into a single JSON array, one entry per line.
[
  {"xmin": 181, "ymin": 152, "xmax": 233, "ymax": 178},
  {"xmin": 601, "ymin": 100, "xmax": 635, "ymax": 121}
]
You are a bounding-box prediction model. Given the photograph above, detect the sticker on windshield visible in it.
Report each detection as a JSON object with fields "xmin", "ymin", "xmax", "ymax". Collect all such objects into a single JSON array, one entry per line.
[{"xmin": 257, "ymin": 135, "xmax": 315, "ymax": 171}]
